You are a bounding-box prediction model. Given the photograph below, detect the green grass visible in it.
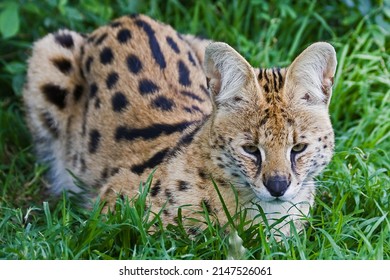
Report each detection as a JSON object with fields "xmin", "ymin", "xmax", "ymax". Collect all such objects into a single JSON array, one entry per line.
[{"xmin": 0, "ymin": 0, "xmax": 389, "ymax": 259}]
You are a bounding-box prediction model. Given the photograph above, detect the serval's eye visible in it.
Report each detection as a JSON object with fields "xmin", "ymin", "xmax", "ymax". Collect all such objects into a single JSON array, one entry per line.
[
  {"xmin": 242, "ymin": 144, "xmax": 259, "ymax": 154},
  {"xmin": 292, "ymin": 143, "xmax": 307, "ymax": 153}
]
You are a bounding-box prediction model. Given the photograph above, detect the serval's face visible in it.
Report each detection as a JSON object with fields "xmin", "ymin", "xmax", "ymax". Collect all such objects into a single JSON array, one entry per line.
[{"xmin": 205, "ymin": 42, "xmax": 336, "ymax": 203}]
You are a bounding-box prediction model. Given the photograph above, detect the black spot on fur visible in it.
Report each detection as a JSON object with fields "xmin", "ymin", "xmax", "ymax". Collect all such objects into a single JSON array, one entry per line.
[
  {"xmin": 202, "ymin": 199, "xmax": 212, "ymax": 213},
  {"xmin": 128, "ymin": 13, "xmax": 139, "ymax": 19},
  {"xmin": 258, "ymin": 69, "xmax": 263, "ymax": 80},
  {"xmin": 188, "ymin": 227, "xmax": 199, "ymax": 235},
  {"xmin": 40, "ymin": 111, "xmax": 59, "ymax": 138},
  {"xmin": 89, "ymin": 83, "xmax": 98, "ymax": 99},
  {"xmin": 188, "ymin": 51, "xmax": 196, "ymax": 66},
  {"xmin": 139, "ymin": 79, "xmax": 159, "ymax": 95},
  {"xmin": 111, "ymin": 168, "xmax": 119, "ymax": 176},
  {"xmin": 302, "ymin": 93, "xmax": 311, "ymax": 101},
  {"xmin": 94, "ymin": 97, "xmax": 101, "ymax": 109},
  {"xmin": 277, "ymin": 67, "xmax": 284, "ymax": 88},
  {"xmin": 54, "ymin": 33, "xmax": 74, "ymax": 49},
  {"xmin": 183, "ymin": 107, "xmax": 192, "ymax": 113},
  {"xmin": 79, "ymin": 46, "xmax": 85, "ymax": 76},
  {"xmin": 115, "ymin": 121, "xmax": 194, "ymax": 142},
  {"xmin": 260, "ymin": 116, "xmax": 269, "ymax": 126},
  {"xmin": 183, "ymin": 105, "xmax": 203, "ymax": 114},
  {"xmin": 135, "ymin": 19, "xmax": 166, "ymax": 69},
  {"xmin": 199, "ymin": 84, "xmax": 210, "ymax": 98},
  {"xmin": 150, "ymin": 180, "xmax": 161, "ymax": 197},
  {"xmin": 215, "ymin": 179, "xmax": 225, "ymax": 187},
  {"xmin": 80, "ymin": 157, "xmax": 87, "ymax": 172},
  {"xmin": 111, "ymin": 91, "xmax": 129, "ymax": 112},
  {"xmin": 87, "ymin": 35, "xmax": 96, "ymax": 43},
  {"xmin": 178, "ymin": 180, "xmax": 190, "ymax": 191},
  {"xmin": 270, "ymin": 68, "xmax": 278, "ymax": 91},
  {"xmin": 165, "ymin": 189, "xmax": 175, "ymax": 204},
  {"xmin": 106, "ymin": 72, "xmax": 119, "ymax": 89},
  {"xmin": 165, "ymin": 120, "xmax": 205, "ymax": 160},
  {"xmin": 85, "ymin": 56, "xmax": 93, "ymax": 73},
  {"xmin": 178, "ymin": 60, "xmax": 191, "ymax": 86},
  {"xmin": 166, "ymin": 36, "xmax": 180, "ymax": 53},
  {"xmin": 117, "ymin": 28, "xmax": 132, "ymax": 43},
  {"xmin": 176, "ymin": 32, "xmax": 184, "ymax": 40},
  {"xmin": 112, "ymin": 91, "xmax": 129, "ymax": 112},
  {"xmin": 73, "ymin": 85, "xmax": 83, "ymax": 102},
  {"xmin": 183, "ymin": 127, "xmax": 203, "ymax": 149},
  {"xmin": 100, "ymin": 47, "xmax": 114, "ymax": 65},
  {"xmin": 100, "ymin": 167, "xmax": 119, "ymax": 182},
  {"xmin": 101, "ymin": 167, "xmax": 109, "ymax": 180},
  {"xmin": 81, "ymin": 101, "xmax": 89, "ymax": 136},
  {"xmin": 110, "ymin": 21, "xmax": 122, "ymax": 28},
  {"xmin": 95, "ymin": 33, "xmax": 108, "ymax": 45},
  {"xmin": 72, "ymin": 154, "xmax": 78, "ymax": 167},
  {"xmin": 52, "ymin": 57, "xmax": 72, "ymax": 74},
  {"xmin": 41, "ymin": 83, "xmax": 67, "ymax": 109},
  {"xmin": 180, "ymin": 90, "xmax": 204, "ymax": 102},
  {"xmin": 131, "ymin": 148, "xmax": 169, "ymax": 175},
  {"xmin": 198, "ymin": 168, "xmax": 208, "ymax": 180},
  {"xmin": 234, "ymin": 96, "xmax": 242, "ymax": 102},
  {"xmin": 88, "ymin": 129, "xmax": 101, "ymax": 154},
  {"xmin": 126, "ymin": 54, "xmax": 142, "ymax": 74},
  {"xmin": 264, "ymin": 84, "xmax": 270, "ymax": 94},
  {"xmin": 152, "ymin": 96, "xmax": 175, "ymax": 111}
]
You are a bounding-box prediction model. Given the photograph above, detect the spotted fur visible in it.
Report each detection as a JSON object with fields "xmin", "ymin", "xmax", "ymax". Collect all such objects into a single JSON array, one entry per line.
[{"xmin": 23, "ymin": 15, "xmax": 337, "ymax": 236}]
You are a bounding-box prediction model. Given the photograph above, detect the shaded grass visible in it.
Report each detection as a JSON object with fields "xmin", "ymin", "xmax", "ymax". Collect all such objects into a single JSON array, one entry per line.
[{"xmin": 0, "ymin": 0, "xmax": 389, "ymax": 259}]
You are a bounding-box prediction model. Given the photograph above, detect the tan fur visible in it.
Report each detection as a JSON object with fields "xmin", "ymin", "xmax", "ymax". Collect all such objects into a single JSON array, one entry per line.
[{"xmin": 23, "ymin": 14, "xmax": 337, "ymax": 236}]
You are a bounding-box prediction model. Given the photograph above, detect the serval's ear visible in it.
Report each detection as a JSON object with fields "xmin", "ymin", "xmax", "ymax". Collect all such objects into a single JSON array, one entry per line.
[
  {"xmin": 204, "ymin": 42, "xmax": 257, "ymax": 108},
  {"xmin": 285, "ymin": 42, "xmax": 337, "ymax": 106}
]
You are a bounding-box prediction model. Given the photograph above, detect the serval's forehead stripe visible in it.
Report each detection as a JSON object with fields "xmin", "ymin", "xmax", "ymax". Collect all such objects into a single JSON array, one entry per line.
[
  {"xmin": 257, "ymin": 67, "xmax": 287, "ymax": 104},
  {"xmin": 253, "ymin": 67, "xmax": 295, "ymax": 136}
]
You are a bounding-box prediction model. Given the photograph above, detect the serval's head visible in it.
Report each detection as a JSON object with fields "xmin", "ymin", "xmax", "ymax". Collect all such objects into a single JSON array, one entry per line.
[{"xmin": 204, "ymin": 42, "xmax": 337, "ymax": 203}]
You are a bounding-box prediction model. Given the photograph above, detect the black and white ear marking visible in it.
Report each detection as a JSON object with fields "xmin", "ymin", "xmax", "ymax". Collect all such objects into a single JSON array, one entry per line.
[
  {"xmin": 285, "ymin": 42, "xmax": 337, "ymax": 106},
  {"xmin": 204, "ymin": 42, "xmax": 255, "ymax": 107}
]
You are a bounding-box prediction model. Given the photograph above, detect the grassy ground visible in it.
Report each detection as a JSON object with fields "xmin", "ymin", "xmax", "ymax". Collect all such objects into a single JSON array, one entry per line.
[{"xmin": 0, "ymin": 0, "xmax": 389, "ymax": 259}]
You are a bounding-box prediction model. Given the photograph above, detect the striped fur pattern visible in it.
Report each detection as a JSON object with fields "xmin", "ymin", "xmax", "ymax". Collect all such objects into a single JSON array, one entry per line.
[{"xmin": 23, "ymin": 14, "xmax": 337, "ymax": 235}]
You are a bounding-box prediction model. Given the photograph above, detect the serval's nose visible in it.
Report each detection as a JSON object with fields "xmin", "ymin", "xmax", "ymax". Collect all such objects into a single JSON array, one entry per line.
[{"xmin": 264, "ymin": 175, "xmax": 291, "ymax": 197}]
